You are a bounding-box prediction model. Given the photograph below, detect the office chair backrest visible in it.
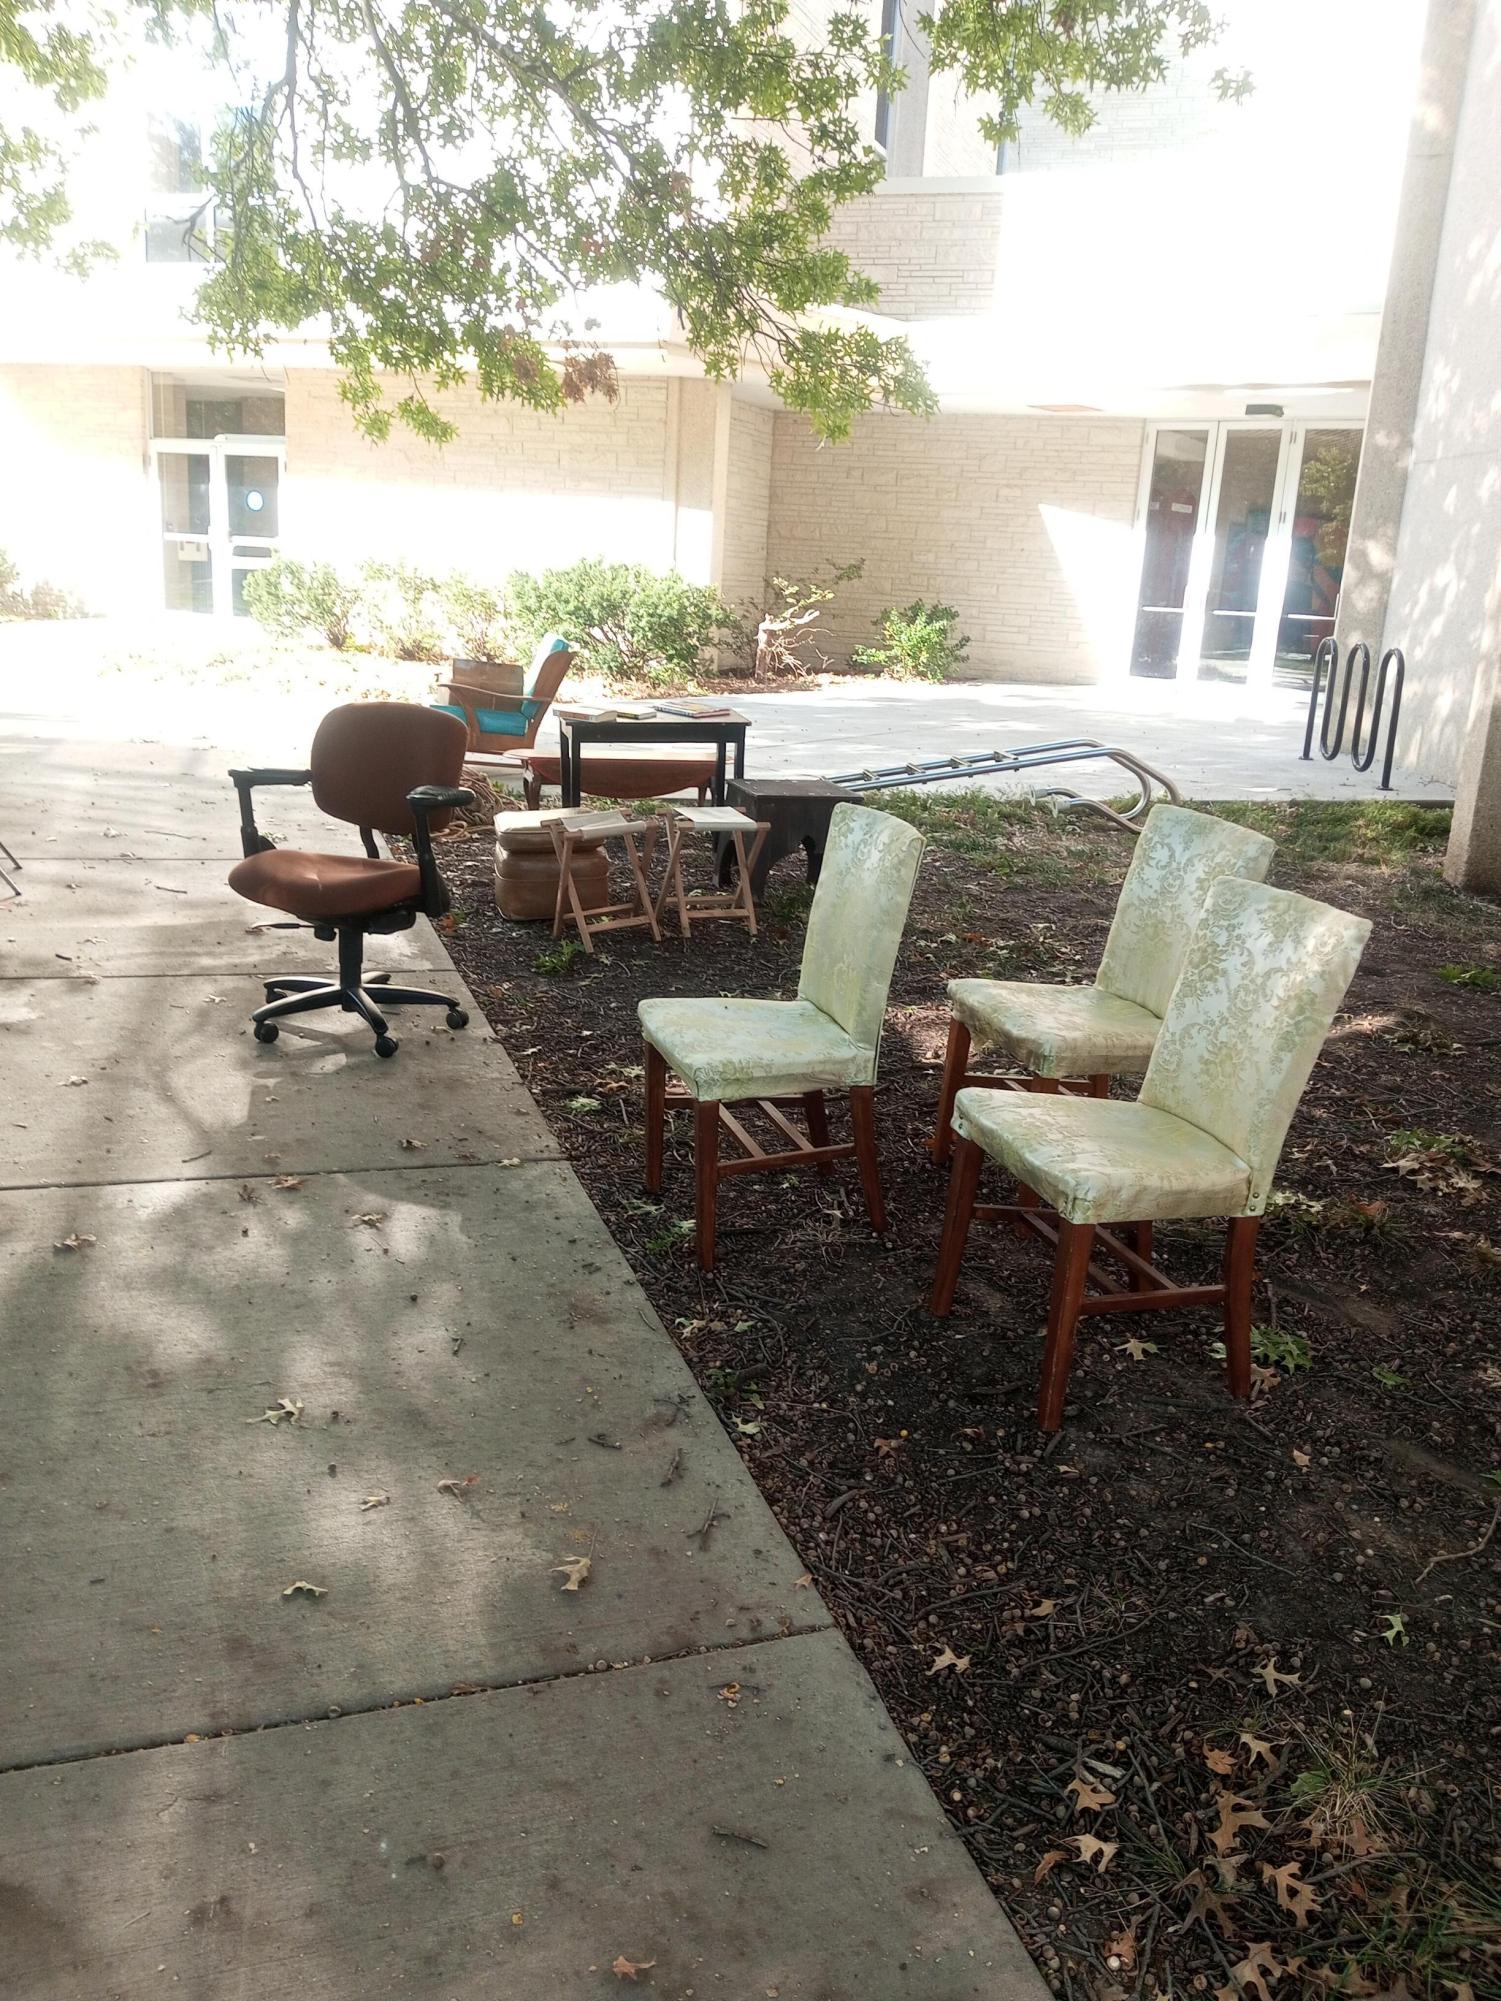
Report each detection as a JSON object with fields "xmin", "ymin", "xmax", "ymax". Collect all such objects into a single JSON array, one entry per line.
[
  {"xmin": 1140, "ymin": 876, "xmax": 1370, "ymax": 1213},
  {"xmin": 310, "ymin": 702, "xmax": 469, "ymax": 838}
]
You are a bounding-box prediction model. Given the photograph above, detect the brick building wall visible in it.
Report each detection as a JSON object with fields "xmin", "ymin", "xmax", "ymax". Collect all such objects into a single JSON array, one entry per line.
[
  {"xmin": 766, "ymin": 409, "xmax": 1145, "ymax": 682},
  {"xmin": 280, "ymin": 372, "xmax": 676, "ymax": 584},
  {"xmin": 0, "ymin": 365, "xmax": 151, "ymax": 613},
  {"xmin": 824, "ymin": 184, "xmax": 1004, "ymax": 318}
]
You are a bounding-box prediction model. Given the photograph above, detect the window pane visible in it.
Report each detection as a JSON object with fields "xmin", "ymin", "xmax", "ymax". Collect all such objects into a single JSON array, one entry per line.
[
  {"xmin": 1198, "ymin": 429, "xmax": 1281, "ymax": 683},
  {"xmin": 147, "ymin": 115, "xmax": 204, "ymax": 194},
  {"xmin": 1278, "ymin": 429, "xmax": 1361, "ymax": 670},
  {"xmin": 226, "ymin": 455, "xmax": 280, "ymax": 538},
  {"xmin": 159, "ymin": 454, "xmax": 211, "ymax": 537},
  {"xmin": 145, "ymin": 208, "xmax": 212, "ymax": 263},
  {"xmin": 1131, "ymin": 428, "xmax": 1208, "ymax": 677}
]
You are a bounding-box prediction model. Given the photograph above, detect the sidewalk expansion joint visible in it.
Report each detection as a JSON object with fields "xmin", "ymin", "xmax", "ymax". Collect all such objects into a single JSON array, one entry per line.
[
  {"xmin": 0, "ymin": 1156, "xmax": 560, "ymax": 1195},
  {"xmin": 0, "ymin": 1620, "xmax": 834, "ymax": 1780}
]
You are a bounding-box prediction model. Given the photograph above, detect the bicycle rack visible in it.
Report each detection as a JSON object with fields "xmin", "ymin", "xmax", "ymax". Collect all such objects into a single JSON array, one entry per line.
[
  {"xmin": 829, "ymin": 737, "xmax": 1182, "ymax": 832},
  {"xmin": 1301, "ymin": 639, "xmax": 1406, "ymax": 792}
]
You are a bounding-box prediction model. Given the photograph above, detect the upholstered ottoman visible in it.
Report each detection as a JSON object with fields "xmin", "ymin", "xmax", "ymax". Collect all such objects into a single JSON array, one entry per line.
[
  {"xmin": 520, "ymin": 751, "xmax": 714, "ymax": 811},
  {"xmin": 492, "ymin": 809, "xmax": 609, "ymax": 921}
]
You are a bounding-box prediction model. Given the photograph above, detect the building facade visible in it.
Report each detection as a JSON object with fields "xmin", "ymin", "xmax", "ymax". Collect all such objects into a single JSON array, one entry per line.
[{"xmin": 1, "ymin": 3, "xmax": 1448, "ymax": 753}]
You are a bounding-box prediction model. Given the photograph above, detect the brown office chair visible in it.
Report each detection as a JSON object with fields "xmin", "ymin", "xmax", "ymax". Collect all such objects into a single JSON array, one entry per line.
[{"xmin": 227, "ymin": 702, "xmax": 474, "ymax": 1059}]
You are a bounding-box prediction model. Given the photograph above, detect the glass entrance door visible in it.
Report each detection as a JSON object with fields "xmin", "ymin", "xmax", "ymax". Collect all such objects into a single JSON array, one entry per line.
[
  {"xmin": 153, "ymin": 436, "xmax": 284, "ymax": 615},
  {"xmin": 1131, "ymin": 420, "xmax": 1362, "ymax": 687}
]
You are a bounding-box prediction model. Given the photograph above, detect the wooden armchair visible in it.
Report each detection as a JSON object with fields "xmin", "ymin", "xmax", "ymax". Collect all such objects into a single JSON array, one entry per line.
[{"xmin": 432, "ymin": 633, "xmax": 574, "ymax": 756}]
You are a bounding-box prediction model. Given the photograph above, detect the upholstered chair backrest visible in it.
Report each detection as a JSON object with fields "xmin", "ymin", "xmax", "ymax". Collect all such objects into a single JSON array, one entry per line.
[
  {"xmin": 309, "ymin": 702, "xmax": 467, "ymax": 837},
  {"xmin": 1095, "ymin": 804, "xmax": 1275, "ymax": 1018},
  {"xmin": 523, "ymin": 634, "xmax": 574, "ymax": 702},
  {"xmin": 1140, "ymin": 876, "xmax": 1370, "ymax": 1212},
  {"xmin": 797, "ymin": 804, "xmax": 924, "ymax": 1059}
]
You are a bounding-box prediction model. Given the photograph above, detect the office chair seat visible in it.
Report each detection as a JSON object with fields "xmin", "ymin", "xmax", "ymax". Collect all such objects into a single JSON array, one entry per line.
[{"xmin": 229, "ymin": 848, "xmax": 422, "ymax": 920}]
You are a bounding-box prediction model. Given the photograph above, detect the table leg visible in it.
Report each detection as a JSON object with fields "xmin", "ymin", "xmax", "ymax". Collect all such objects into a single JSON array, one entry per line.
[
  {"xmin": 712, "ymin": 737, "xmax": 727, "ymax": 805},
  {"xmin": 732, "ymin": 728, "xmax": 746, "ymax": 778},
  {"xmin": 568, "ymin": 729, "xmax": 582, "ymax": 809}
]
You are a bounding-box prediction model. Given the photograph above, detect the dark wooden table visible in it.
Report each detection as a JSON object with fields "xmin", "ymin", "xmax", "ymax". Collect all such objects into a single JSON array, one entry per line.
[
  {"xmin": 557, "ymin": 710, "xmax": 749, "ymax": 809},
  {"xmin": 720, "ymin": 776, "xmax": 858, "ymax": 898}
]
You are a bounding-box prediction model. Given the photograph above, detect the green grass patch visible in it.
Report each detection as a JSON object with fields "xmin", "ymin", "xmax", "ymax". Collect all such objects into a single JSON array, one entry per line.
[{"xmin": 1206, "ymin": 799, "xmax": 1451, "ymax": 866}]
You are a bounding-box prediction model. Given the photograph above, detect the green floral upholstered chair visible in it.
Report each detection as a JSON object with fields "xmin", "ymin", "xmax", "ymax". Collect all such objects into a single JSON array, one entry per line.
[
  {"xmin": 930, "ymin": 804, "xmax": 1275, "ymax": 1160},
  {"xmin": 431, "ymin": 633, "xmax": 573, "ymax": 757},
  {"xmin": 639, "ymin": 803, "xmax": 924, "ymax": 1271},
  {"xmin": 929, "ymin": 876, "xmax": 1371, "ymax": 1431}
]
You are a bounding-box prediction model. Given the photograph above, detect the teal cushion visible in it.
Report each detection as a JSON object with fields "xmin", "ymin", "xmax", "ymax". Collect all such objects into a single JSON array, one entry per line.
[{"xmin": 430, "ymin": 701, "xmax": 529, "ymax": 736}]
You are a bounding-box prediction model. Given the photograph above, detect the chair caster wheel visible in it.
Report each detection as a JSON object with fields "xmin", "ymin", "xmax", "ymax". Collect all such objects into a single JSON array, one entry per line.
[
  {"xmin": 374, "ymin": 1034, "xmax": 399, "ymax": 1058},
  {"xmin": 446, "ymin": 1008, "xmax": 469, "ymax": 1030},
  {"xmin": 254, "ymin": 1022, "xmax": 279, "ymax": 1044}
]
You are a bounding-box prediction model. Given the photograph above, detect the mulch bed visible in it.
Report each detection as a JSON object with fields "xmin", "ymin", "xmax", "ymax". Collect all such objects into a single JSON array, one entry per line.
[{"xmin": 437, "ymin": 797, "xmax": 1501, "ymax": 2000}]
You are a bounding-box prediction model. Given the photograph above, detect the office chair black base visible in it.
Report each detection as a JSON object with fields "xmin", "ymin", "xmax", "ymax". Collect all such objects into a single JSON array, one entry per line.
[{"xmin": 251, "ymin": 975, "xmax": 469, "ymax": 1057}]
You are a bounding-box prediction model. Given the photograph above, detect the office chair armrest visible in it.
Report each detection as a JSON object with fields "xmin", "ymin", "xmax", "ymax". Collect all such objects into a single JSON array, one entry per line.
[
  {"xmin": 228, "ymin": 768, "xmax": 313, "ymax": 857},
  {"xmin": 407, "ymin": 784, "xmax": 475, "ymax": 911}
]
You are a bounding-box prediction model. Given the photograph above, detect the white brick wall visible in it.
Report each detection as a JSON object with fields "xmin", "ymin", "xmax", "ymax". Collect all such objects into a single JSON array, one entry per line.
[
  {"xmin": 720, "ymin": 400, "xmax": 775, "ymax": 612},
  {"xmin": 0, "ymin": 365, "xmax": 151, "ymax": 612},
  {"xmin": 766, "ymin": 409, "xmax": 1146, "ymax": 682},
  {"xmin": 282, "ymin": 372, "xmax": 675, "ymax": 583},
  {"xmin": 825, "ymin": 186, "xmax": 1003, "ymax": 317}
]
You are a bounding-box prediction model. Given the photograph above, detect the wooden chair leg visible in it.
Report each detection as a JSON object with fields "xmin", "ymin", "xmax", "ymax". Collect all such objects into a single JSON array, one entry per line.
[
  {"xmin": 1089, "ymin": 1073, "xmax": 1110, "ymax": 1098},
  {"xmin": 1129, "ymin": 1220, "xmax": 1154, "ymax": 1291},
  {"xmin": 849, "ymin": 1085, "xmax": 887, "ymax": 1235},
  {"xmin": 644, "ymin": 1041, "xmax": 667, "ymax": 1194},
  {"xmin": 1222, "ymin": 1215, "xmax": 1260, "ymax": 1399},
  {"xmin": 623, "ymin": 828, "xmax": 662, "ymax": 943},
  {"xmin": 929, "ymin": 1018, "xmax": 971, "ymax": 1163},
  {"xmin": 929, "ymin": 1135, "xmax": 982, "ymax": 1315},
  {"xmin": 1037, "ymin": 1220, "xmax": 1096, "ymax": 1432},
  {"xmin": 694, "ymin": 1099, "xmax": 720, "ymax": 1273},
  {"xmin": 803, "ymin": 1090, "xmax": 833, "ymax": 1175}
]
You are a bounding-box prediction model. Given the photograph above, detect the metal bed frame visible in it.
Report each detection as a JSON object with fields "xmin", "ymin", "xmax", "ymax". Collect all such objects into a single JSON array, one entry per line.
[{"xmin": 828, "ymin": 736, "xmax": 1181, "ymax": 832}]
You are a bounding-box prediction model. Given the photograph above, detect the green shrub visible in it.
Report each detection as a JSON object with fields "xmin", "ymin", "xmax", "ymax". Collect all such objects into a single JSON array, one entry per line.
[
  {"xmin": 852, "ymin": 600, "xmax": 971, "ymax": 683},
  {"xmin": 242, "ymin": 556, "xmax": 360, "ymax": 650},
  {"xmin": 441, "ymin": 574, "xmax": 508, "ymax": 662},
  {"xmin": 358, "ymin": 561, "xmax": 447, "ymax": 661},
  {"xmin": 0, "ymin": 547, "xmax": 86, "ymax": 620},
  {"xmin": 503, "ymin": 557, "xmax": 738, "ymax": 687}
]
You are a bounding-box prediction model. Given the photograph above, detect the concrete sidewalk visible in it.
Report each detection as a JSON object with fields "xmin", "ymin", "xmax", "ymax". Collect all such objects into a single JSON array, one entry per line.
[{"xmin": 0, "ymin": 729, "xmax": 1045, "ymax": 1997}]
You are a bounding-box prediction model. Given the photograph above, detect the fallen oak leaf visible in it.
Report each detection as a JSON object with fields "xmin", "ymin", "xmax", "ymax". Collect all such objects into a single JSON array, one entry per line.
[
  {"xmin": 551, "ymin": 1555, "xmax": 591, "ymax": 1591},
  {"xmin": 611, "ymin": 1957, "xmax": 656, "ymax": 1981},
  {"xmin": 1033, "ymin": 1847, "xmax": 1069, "ymax": 1885},
  {"xmin": 352, "ymin": 1211, "xmax": 387, "ymax": 1228},
  {"xmin": 1261, "ymin": 1859, "xmax": 1321, "ymax": 1929},
  {"xmin": 1210, "ymin": 1791, "xmax": 1272, "ymax": 1858},
  {"xmin": 926, "ymin": 1645, "xmax": 970, "ymax": 1676},
  {"xmin": 1239, "ymin": 1731, "xmax": 1279, "ymax": 1769},
  {"xmin": 237, "ymin": 1183, "xmax": 259, "ymax": 1204},
  {"xmin": 1103, "ymin": 1918, "xmax": 1139, "ymax": 1970},
  {"xmin": 1181, "ymin": 1866, "xmax": 1238, "ymax": 1938},
  {"xmin": 1254, "ymin": 1656, "xmax": 1302, "ymax": 1697},
  {"xmin": 282, "ymin": 1580, "xmax": 327, "ymax": 1598},
  {"xmin": 1066, "ymin": 1775, "xmax": 1117, "ymax": 1812},
  {"xmin": 272, "ymin": 1174, "xmax": 305, "ymax": 1191},
  {"xmin": 1070, "ymin": 1833, "xmax": 1119, "ymax": 1873},
  {"xmin": 1215, "ymin": 1940, "xmax": 1290, "ymax": 2001},
  {"xmin": 1204, "ymin": 1745, "xmax": 1238, "ymax": 1776},
  {"xmin": 53, "ymin": 1233, "xmax": 96, "ymax": 1252},
  {"xmin": 246, "ymin": 1397, "xmax": 304, "ymax": 1426},
  {"xmin": 360, "ymin": 1492, "xmax": 391, "ymax": 1511},
  {"xmin": 1116, "ymin": 1336, "xmax": 1159, "ymax": 1361},
  {"xmin": 437, "ymin": 1473, "xmax": 480, "ymax": 1498}
]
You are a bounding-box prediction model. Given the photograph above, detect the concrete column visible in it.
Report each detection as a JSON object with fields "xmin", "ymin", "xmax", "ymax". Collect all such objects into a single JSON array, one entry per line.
[
  {"xmin": 1335, "ymin": 0, "xmax": 1476, "ymax": 650},
  {"xmin": 886, "ymin": 11, "xmax": 931, "ymax": 179},
  {"xmin": 1447, "ymin": 650, "xmax": 1501, "ymax": 888},
  {"xmin": 668, "ymin": 378, "xmax": 731, "ymax": 587}
]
